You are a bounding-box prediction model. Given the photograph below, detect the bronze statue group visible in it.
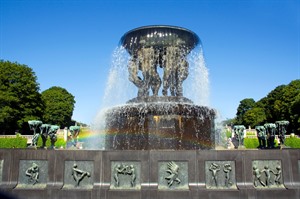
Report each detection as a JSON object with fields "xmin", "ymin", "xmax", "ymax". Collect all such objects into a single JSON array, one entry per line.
[
  {"xmin": 128, "ymin": 46, "xmax": 189, "ymax": 98},
  {"xmin": 255, "ymin": 121, "xmax": 289, "ymax": 149},
  {"xmin": 232, "ymin": 121, "xmax": 289, "ymax": 149}
]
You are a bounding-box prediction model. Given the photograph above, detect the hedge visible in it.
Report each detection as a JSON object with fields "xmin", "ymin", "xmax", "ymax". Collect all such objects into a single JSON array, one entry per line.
[
  {"xmin": 225, "ymin": 130, "xmax": 232, "ymax": 139},
  {"xmin": 285, "ymin": 137, "xmax": 300, "ymax": 148},
  {"xmin": 244, "ymin": 138, "xmax": 259, "ymax": 149},
  {"xmin": 0, "ymin": 135, "xmax": 27, "ymax": 148},
  {"xmin": 37, "ymin": 137, "xmax": 66, "ymax": 148},
  {"xmin": 0, "ymin": 135, "xmax": 66, "ymax": 149},
  {"xmin": 244, "ymin": 137, "xmax": 279, "ymax": 149}
]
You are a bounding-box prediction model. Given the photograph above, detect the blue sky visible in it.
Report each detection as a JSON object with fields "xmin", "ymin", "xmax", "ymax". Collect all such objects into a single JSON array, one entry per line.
[{"xmin": 1, "ymin": 0, "xmax": 299, "ymax": 124}]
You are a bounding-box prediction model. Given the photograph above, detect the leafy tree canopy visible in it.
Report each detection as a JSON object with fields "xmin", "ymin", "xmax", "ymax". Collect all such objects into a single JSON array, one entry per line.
[
  {"xmin": 255, "ymin": 85, "xmax": 285, "ymax": 121},
  {"xmin": 221, "ymin": 118, "xmax": 235, "ymax": 127},
  {"xmin": 0, "ymin": 60, "xmax": 43, "ymax": 134},
  {"xmin": 234, "ymin": 80, "xmax": 300, "ymax": 134},
  {"xmin": 41, "ymin": 86, "xmax": 75, "ymax": 128},
  {"xmin": 235, "ymin": 98, "xmax": 255, "ymax": 124},
  {"xmin": 242, "ymin": 107, "xmax": 266, "ymax": 128}
]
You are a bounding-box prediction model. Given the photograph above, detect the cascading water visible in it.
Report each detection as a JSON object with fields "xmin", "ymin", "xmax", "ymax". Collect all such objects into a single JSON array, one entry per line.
[
  {"xmin": 101, "ymin": 47, "xmax": 133, "ymax": 108},
  {"xmin": 185, "ymin": 47, "xmax": 210, "ymax": 106},
  {"xmin": 92, "ymin": 25, "xmax": 215, "ymax": 150}
]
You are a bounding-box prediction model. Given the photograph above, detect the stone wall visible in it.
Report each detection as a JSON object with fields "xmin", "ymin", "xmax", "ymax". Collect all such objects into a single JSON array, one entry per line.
[{"xmin": 0, "ymin": 149, "xmax": 299, "ymax": 199}]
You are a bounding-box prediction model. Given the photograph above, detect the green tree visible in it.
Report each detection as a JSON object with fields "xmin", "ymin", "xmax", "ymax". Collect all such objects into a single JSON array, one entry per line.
[
  {"xmin": 243, "ymin": 80, "xmax": 300, "ymax": 134},
  {"xmin": 0, "ymin": 60, "xmax": 43, "ymax": 134},
  {"xmin": 255, "ymin": 85, "xmax": 285, "ymax": 121},
  {"xmin": 243, "ymin": 107, "xmax": 266, "ymax": 128},
  {"xmin": 235, "ymin": 98, "xmax": 255, "ymax": 124},
  {"xmin": 290, "ymin": 93, "xmax": 300, "ymax": 132},
  {"xmin": 284, "ymin": 80, "xmax": 300, "ymax": 133},
  {"xmin": 281, "ymin": 80, "xmax": 300, "ymax": 116},
  {"xmin": 221, "ymin": 118, "xmax": 235, "ymax": 127},
  {"xmin": 41, "ymin": 86, "xmax": 75, "ymax": 128}
]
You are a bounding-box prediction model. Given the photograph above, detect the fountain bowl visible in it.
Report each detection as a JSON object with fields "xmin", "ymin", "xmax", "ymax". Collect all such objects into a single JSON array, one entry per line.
[
  {"xmin": 120, "ymin": 25, "xmax": 201, "ymax": 56},
  {"xmin": 105, "ymin": 99, "xmax": 216, "ymax": 150}
]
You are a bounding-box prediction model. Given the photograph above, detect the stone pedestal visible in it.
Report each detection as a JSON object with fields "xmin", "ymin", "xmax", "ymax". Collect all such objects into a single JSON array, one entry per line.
[{"xmin": 0, "ymin": 149, "xmax": 300, "ymax": 199}]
